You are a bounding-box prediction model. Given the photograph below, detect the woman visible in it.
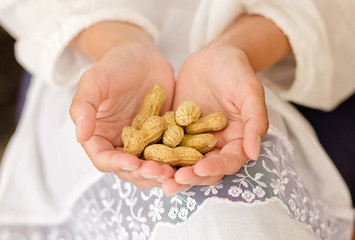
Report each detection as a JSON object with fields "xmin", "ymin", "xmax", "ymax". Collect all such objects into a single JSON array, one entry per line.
[{"xmin": 0, "ymin": 0, "xmax": 354, "ymax": 239}]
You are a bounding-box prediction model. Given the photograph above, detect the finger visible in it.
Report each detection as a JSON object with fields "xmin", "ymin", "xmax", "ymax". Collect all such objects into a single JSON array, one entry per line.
[
  {"xmin": 236, "ymin": 79, "xmax": 269, "ymax": 160},
  {"xmin": 175, "ymin": 167, "xmax": 223, "ymax": 186},
  {"xmin": 132, "ymin": 179, "xmax": 162, "ymax": 189},
  {"xmin": 115, "ymin": 165, "xmax": 173, "ymax": 187},
  {"xmin": 157, "ymin": 164, "xmax": 176, "ymax": 182},
  {"xmin": 174, "ymin": 166, "xmax": 196, "ymax": 184},
  {"xmin": 138, "ymin": 160, "xmax": 174, "ymax": 180},
  {"xmin": 161, "ymin": 179, "xmax": 191, "ymax": 197},
  {"xmin": 116, "ymin": 174, "xmax": 162, "ymax": 189},
  {"xmin": 193, "ymin": 139, "xmax": 248, "ymax": 176},
  {"xmin": 139, "ymin": 160, "xmax": 163, "ymax": 179},
  {"xmin": 115, "ymin": 171, "xmax": 162, "ymax": 189},
  {"xmin": 82, "ymin": 135, "xmax": 141, "ymax": 172},
  {"xmin": 190, "ymin": 175, "xmax": 223, "ymax": 186},
  {"xmin": 115, "ymin": 166, "xmax": 159, "ymax": 182},
  {"xmin": 115, "ymin": 169, "xmax": 143, "ymax": 181},
  {"xmin": 69, "ymin": 69, "xmax": 107, "ymax": 143}
]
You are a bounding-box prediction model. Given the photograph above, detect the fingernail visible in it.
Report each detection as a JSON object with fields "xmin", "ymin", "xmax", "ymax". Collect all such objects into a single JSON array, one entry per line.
[
  {"xmin": 178, "ymin": 179, "xmax": 195, "ymax": 185},
  {"xmin": 195, "ymin": 171, "xmax": 207, "ymax": 177},
  {"xmin": 253, "ymin": 135, "xmax": 261, "ymax": 160},
  {"xmin": 121, "ymin": 165, "xmax": 139, "ymax": 171},
  {"xmin": 141, "ymin": 173, "xmax": 159, "ymax": 179},
  {"xmin": 194, "ymin": 167, "xmax": 208, "ymax": 177},
  {"xmin": 76, "ymin": 117, "xmax": 84, "ymax": 142},
  {"xmin": 156, "ymin": 176, "xmax": 167, "ymax": 183}
]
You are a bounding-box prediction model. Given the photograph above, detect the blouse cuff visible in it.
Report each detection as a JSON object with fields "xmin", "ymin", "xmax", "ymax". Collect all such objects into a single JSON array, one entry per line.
[
  {"xmin": 191, "ymin": 0, "xmax": 334, "ymax": 110},
  {"xmin": 242, "ymin": 0, "xmax": 334, "ymax": 110}
]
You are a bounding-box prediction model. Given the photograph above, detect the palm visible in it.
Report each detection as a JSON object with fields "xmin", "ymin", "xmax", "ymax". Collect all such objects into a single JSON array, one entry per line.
[
  {"xmin": 174, "ymin": 78, "xmax": 245, "ymax": 161},
  {"xmin": 166, "ymin": 46, "xmax": 268, "ymax": 190},
  {"xmin": 174, "ymin": 54, "xmax": 245, "ymax": 171},
  {"xmin": 91, "ymin": 45, "xmax": 175, "ymax": 147},
  {"xmin": 71, "ymin": 43, "xmax": 175, "ymax": 178}
]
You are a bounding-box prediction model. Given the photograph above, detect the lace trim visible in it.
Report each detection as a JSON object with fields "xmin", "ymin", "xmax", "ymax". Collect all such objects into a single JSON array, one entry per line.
[
  {"xmin": 267, "ymin": 124, "xmax": 293, "ymax": 155},
  {"xmin": 0, "ymin": 127, "xmax": 352, "ymax": 240}
]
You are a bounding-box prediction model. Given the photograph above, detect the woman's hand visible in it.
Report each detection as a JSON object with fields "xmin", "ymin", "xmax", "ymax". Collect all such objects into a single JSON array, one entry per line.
[
  {"xmin": 162, "ymin": 15, "xmax": 291, "ymax": 196},
  {"xmin": 162, "ymin": 45, "xmax": 268, "ymax": 195},
  {"xmin": 69, "ymin": 22, "xmax": 176, "ymax": 189}
]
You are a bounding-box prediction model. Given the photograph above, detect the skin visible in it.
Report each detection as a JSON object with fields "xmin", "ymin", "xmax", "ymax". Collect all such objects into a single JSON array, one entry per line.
[
  {"xmin": 69, "ymin": 15, "xmax": 292, "ymax": 195},
  {"xmin": 69, "ymin": 22, "xmax": 176, "ymax": 188},
  {"xmin": 162, "ymin": 14, "xmax": 292, "ymax": 195}
]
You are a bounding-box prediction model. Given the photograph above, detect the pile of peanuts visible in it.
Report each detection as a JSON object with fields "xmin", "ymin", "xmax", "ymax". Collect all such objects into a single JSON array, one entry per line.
[{"xmin": 121, "ymin": 84, "xmax": 228, "ymax": 167}]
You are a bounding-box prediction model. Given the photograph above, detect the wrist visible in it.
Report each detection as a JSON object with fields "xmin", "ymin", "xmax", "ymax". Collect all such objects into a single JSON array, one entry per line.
[
  {"xmin": 209, "ymin": 14, "xmax": 292, "ymax": 72},
  {"xmin": 70, "ymin": 21, "xmax": 155, "ymax": 60}
]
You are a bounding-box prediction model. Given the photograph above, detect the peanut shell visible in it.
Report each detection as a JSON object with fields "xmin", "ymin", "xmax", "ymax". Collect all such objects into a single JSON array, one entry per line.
[
  {"xmin": 162, "ymin": 111, "xmax": 184, "ymax": 147},
  {"xmin": 122, "ymin": 116, "xmax": 166, "ymax": 157},
  {"xmin": 185, "ymin": 112, "xmax": 227, "ymax": 134},
  {"xmin": 144, "ymin": 144, "xmax": 203, "ymax": 167},
  {"xmin": 131, "ymin": 84, "xmax": 166, "ymax": 129},
  {"xmin": 179, "ymin": 133, "xmax": 217, "ymax": 154},
  {"xmin": 175, "ymin": 100, "xmax": 202, "ymax": 126}
]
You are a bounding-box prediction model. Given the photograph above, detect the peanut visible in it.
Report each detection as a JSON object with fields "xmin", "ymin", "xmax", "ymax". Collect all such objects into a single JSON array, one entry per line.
[
  {"xmin": 175, "ymin": 100, "xmax": 202, "ymax": 126},
  {"xmin": 122, "ymin": 116, "xmax": 166, "ymax": 157},
  {"xmin": 120, "ymin": 84, "xmax": 229, "ymax": 167},
  {"xmin": 131, "ymin": 84, "xmax": 166, "ymax": 129},
  {"xmin": 121, "ymin": 126, "xmax": 138, "ymax": 144},
  {"xmin": 144, "ymin": 144, "xmax": 203, "ymax": 167},
  {"xmin": 162, "ymin": 111, "xmax": 184, "ymax": 147},
  {"xmin": 179, "ymin": 134, "xmax": 217, "ymax": 154},
  {"xmin": 185, "ymin": 112, "xmax": 227, "ymax": 134}
]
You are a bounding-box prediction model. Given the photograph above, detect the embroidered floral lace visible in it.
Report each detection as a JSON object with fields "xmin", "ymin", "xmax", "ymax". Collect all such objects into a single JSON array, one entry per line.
[{"xmin": 0, "ymin": 125, "xmax": 352, "ymax": 240}]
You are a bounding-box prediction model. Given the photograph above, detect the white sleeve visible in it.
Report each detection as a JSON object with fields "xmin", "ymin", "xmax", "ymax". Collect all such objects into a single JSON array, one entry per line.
[
  {"xmin": 0, "ymin": 0, "xmax": 159, "ymax": 88},
  {"xmin": 244, "ymin": 0, "xmax": 355, "ymax": 110},
  {"xmin": 191, "ymin": 0, "xmax": 355, "ymax": 110}
]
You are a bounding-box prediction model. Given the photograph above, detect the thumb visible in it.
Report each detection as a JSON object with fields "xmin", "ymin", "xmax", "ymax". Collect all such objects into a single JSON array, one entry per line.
[
  {"xmin": 237, "ymin": 79, "xmax": 269, "ymax": 160},
  {"xmin": 69, "ymin": 71, "xmax": 104, "ymax": 143}
]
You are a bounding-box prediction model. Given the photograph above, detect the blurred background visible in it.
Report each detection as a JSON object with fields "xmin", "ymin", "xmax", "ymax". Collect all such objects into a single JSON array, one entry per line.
[{"xmin": 0, "ymin": 26, "xmax": 23, "ymax": 161}]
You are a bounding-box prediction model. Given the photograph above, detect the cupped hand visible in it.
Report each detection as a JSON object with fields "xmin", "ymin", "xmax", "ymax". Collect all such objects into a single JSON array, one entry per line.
[
  {"xmin": 162, "ymin": 45, "xmax": 269, "ymax": 195},
  {"xmin": 70, "ymin": 42, "xmax": 176, "ymax": 189}
]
